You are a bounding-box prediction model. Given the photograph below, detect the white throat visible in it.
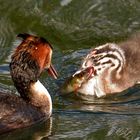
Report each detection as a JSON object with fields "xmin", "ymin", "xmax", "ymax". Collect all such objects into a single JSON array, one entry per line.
[
  {"xmin": 78, "ymin": 77, "xmax": 106, "ymax": 98},
  {"xmin": 30, "ymin": 80, "xmax": 52, "ymax": 115}
]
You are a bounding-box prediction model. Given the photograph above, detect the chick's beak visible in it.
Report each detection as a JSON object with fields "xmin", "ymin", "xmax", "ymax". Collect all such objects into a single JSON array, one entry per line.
[{"xmin": 47, "ymin": 64, "xmax": 58, "ymax": 79}]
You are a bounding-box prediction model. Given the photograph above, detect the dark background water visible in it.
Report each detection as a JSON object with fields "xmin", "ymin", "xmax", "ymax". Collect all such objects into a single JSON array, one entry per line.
[{"xmin": 0, "ymin": 0, "xmax": 140, "ymax": 139}]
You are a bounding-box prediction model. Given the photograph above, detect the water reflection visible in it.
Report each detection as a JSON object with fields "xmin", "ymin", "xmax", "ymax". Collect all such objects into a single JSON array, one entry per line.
[
  {"xmin": 57, "ymin": 83, "xmax": 140, "ymax": 115},
  {"xmin": 51, "ymin": 111, "xmax": 140, "ymax": 140},
  {"xmin": 1, "ymin": 117, "xmax": 52, "ymax": 140}
]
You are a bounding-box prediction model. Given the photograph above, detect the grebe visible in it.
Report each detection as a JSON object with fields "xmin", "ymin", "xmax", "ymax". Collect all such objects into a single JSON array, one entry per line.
[
  {"xmin": 62, "ymin": 34, "xmax": 140, "ymax": 99},
  {"xmin": 0, "ymin": 33, "xmax": 58, "ymax": 134}
]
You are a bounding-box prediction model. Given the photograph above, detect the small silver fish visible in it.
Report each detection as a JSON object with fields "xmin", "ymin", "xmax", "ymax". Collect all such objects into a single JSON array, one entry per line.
[{"xmin": 61, "ymin": 67, "xmax": 95, "ymax": 94}]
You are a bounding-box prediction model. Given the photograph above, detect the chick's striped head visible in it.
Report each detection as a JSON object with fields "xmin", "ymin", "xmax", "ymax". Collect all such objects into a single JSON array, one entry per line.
[{"xmin": 82, "ymin": 43, "xmax": 126, "ymax": 80}]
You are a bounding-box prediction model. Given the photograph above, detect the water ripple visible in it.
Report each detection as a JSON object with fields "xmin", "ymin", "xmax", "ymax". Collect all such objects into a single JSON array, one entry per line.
[
  {"xmin": 0, "ymin": 18, "xmax": 14, "ymax": 62},
  {"xmin": 60, "ymin": 0, "xmax": 73, "ymax": 6}
]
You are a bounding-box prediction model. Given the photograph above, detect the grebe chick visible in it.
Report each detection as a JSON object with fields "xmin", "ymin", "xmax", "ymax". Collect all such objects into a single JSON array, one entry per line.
[
  {"xmin": 62, "ymin": 34, "xmax": 140, "ymax": 100},
  {"xmin": 0, "ymin": 33, "xmax": 58, "ymax": 134}
]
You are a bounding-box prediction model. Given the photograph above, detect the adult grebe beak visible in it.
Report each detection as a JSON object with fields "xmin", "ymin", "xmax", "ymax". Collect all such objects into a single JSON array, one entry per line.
[{"xmin": 47, "ymin": 64, "xmax": 58, "ymax": 79}]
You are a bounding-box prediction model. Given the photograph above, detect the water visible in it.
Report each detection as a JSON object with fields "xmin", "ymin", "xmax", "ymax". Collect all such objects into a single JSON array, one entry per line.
[{"xmin": 0, "ymin": 0, "xmax": 140, "ymax": 139}]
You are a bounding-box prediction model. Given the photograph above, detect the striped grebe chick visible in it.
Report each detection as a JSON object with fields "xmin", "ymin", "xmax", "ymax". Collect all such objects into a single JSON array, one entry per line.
[
  {"xmin": 62, "ymin": 34, "xmax": 140, "ymax": 99},
  {"xmin": 0, "ymin": 33, "xmax": 58, "ymax": 134}
]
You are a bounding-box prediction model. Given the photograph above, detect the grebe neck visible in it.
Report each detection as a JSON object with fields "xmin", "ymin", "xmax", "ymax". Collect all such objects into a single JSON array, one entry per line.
[{"xmin": 29, "ymin": 80, "xmax": 52, "ymax": 116}]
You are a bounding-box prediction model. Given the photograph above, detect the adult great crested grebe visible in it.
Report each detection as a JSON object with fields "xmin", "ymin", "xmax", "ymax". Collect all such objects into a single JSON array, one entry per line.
[
  {"xmin": 0, "ymin": 33, "xmax": 58, "ymax": 134},
  {"xmin": 61, "ymin": 33, "xmax": 140, "ymax": 100}
]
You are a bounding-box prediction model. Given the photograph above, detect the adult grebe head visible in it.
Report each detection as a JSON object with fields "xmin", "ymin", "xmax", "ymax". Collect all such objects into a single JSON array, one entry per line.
[
  {"xmin": 10, "ymin": 33, "xmax": 58, "ymax": 101},
  {"xmin": 0, "ymin": 33, "xmax": 58, "ymax": 134}
]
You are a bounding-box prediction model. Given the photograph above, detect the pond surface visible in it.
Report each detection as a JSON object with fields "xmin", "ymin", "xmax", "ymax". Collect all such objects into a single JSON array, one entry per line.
[{"xmin": 0, "ymin": 0, "xmax": 140, "ymax": 139}]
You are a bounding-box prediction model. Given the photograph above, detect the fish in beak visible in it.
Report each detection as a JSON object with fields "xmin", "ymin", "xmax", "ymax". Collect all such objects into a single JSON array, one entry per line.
[{"xmin": 61, "ymin": 67, "xmax": 95, "ymax": 94}]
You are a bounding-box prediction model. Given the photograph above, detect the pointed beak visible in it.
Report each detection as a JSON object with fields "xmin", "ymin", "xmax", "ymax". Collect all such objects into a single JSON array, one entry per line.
[{"xmin": 47, "ymin": 64, "xmax": 58, "ymax": 79}]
